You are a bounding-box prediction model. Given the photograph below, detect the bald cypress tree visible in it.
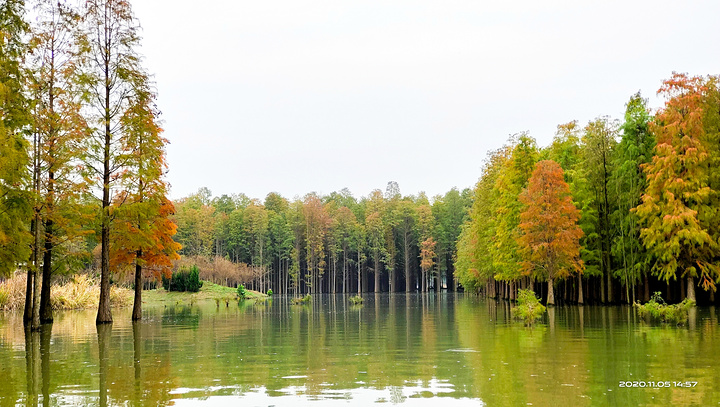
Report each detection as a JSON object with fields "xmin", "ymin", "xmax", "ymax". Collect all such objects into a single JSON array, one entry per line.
[
  {"xmin": 0, "ymin": 0, "xmax": 31, "ymax": 286},
  {"xmin": 81, "ymin": 0, "xmax": 158, "ymax": 323},
  {"xmin": 636, "ymin": 73, "xmax": 720, "ymax": 300}
]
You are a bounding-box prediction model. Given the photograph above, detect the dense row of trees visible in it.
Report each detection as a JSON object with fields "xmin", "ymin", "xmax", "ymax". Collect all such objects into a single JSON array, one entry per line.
[
  {"xmin": 0, "ymin": 0, "xmax": 176, "ymax": 327},
  {"xmin": 456, "ymin": 74, "xmax": 720, "ymax": 305},
  {"xmin": 171, "ymin": 185, "xmax": 471, "ymax": 295},
  {"xmin": 171, "ymin": 73, "xmax": 720, "ymax": 306}
]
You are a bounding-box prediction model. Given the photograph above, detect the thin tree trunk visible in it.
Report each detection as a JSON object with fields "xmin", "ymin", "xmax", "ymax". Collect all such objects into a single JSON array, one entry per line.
[
  {"xmin": 578, "ymin": 275, "xmax": 584, "ymax": 305},
  {"xmin": 686, "ymin": 276, "xmax": 696, "ymax": 301},
  {"xmin": 97, "ymin": 44, "xmax": 113, "ymax": 325},
  {"xmin": 31, "ymin": 212, "xmax": 42, "ymax": 329},
  {"xmin": 374, "ymin": 253, "xmax": 380, "ymax": 293},
  {"xmin": 39, "ymin": 215, "xmax": 53, "ymax": 324},
  {"xmin": 404, "ymin": 236, "xmax": 411, "ymax": 293},
  {"xmin": 547, "ymin": 278, "xmax": 555, "ymax": 306},
  {"xmin": 132, "ymin": 250, "xmax": 143, "ymax": 320}
]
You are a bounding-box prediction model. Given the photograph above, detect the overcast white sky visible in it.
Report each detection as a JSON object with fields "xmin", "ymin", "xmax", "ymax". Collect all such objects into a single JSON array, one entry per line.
[{"xmin": 130, "ymin": 0, "xmax": 720, "ymax": 201}]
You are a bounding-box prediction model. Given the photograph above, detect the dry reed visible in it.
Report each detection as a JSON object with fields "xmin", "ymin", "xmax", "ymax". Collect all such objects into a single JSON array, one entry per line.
[{"xmin": 0, "ymin": 273, "xmax": 132, "ymax": 311}]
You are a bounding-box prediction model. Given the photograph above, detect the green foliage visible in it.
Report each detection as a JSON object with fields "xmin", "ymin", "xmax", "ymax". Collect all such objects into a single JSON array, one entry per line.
[
  {"xmin": 511, "ymin": 289, "xmax": 546, "ymax": 325},
  {"xmin": 349, "ymin": 295, "xmax": 363, "ymax": 305},
  {"xmin": 237, "ymin": 284, "xmax": 247, "ymax": 298},
  {"xmin": 492, "ymin": 133, "xmax": 538, "ymax": 282},
  {"xmin": 266, "ymin": 289, "xmax": 273, "ymax": 296},
  {"xmin": 634, "ymin": 292, "xmax": 696, "ymax": 325},
  {"xmin": 547, "ymin": 122, "xmax": 602, "ymax": 279},
  {"xmin": 163, "ymin": 265, "xmax": 203, "ymax": 292},
  {"xmin": 0, "ymin": 0, "xmax": 31, "ymax": 277},
  {"xmin": 635, "ymin": 74, "xmax": 720, "ymax": 291},
  {"xmin": 611, "ymin": 93, "xmax": 654, "ymax": 291},
  {"xmin": 291, "ymin": 294, "xmax": 311, "ymax": 305},
  {"xmin": 455, "ymin": 145, "xmax": 510, "ymax": 291}
]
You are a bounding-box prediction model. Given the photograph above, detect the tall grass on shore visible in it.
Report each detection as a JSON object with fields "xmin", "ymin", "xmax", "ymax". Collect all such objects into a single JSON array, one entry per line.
[{"xmin": 0, "ymin": 274, "xmax": 132, "ymax": 311}]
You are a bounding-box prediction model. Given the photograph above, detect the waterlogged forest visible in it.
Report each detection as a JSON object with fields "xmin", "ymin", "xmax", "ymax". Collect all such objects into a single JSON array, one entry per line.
[
  {"xmin": 172, "ymin": 76, "xmax": 720, "ymax": 308},
  {"xmin": 4, "ymin": 0, "xmax": 720, "ymax": 405},
  {"xmin": 1, "ymin": 0, "xmax": 720, "ymax": 326}
]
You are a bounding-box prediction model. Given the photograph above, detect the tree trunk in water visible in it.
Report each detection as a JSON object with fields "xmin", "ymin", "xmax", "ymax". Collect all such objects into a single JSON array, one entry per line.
[
  {"xmin": 404, "ymin": 237, "xmax": 410, "ymax": 293},
  {"xmin": 606, "ymin": 269, "xmax": 613, "ymax": 304},
  {"xmin": 39, "ymin": 212, "xmax": 55, "ymax": 324},
  {"xmin": 600, "ymin": 275, "xmax": 605, "ymax": 304},
  {"xmin": 97, "ymin": 213, "xmax": 113, "ymax": 324},
  {"xmin": 132, "ymin": 250, "xmax": 143, "ymax": 321},
  {"xmin": 24, "ymin": 263, "xmax": 33, "ymax": 324},
  {"xmin": 374, "ymin": 254, "xmax": 380, "ymax": 293},
  {"xmin": 578, "ymin": 275, "xmax": 584, "ymax": 305},
  {"xmin": 547, "ymin": 278, "xmax": 555, "ymax": 306},
  {"xmin": 643, "ymin": 273, "xmax": 650, "ymax": 302},
  {"xmin": 39, "ymin": 246, "xmax": 53, "ymax": 324},
  {"xmin": 97, "ymin": 76, "xmax": 113, "ymax": 324},
  {"xmin": 437, "ymin": 267, "xmax": 441, "ymax": 292},
  {"xmin": 686, "ymin": 276, "xmax": 696, "ymax": 301}
]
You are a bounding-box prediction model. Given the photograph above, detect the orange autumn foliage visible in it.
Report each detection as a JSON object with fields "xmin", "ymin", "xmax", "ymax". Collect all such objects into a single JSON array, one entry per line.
[
  {"xmin": 110, "ymin": 197, "xmax": 181, "ymax": 282},
  {"xmin": 517, "ymin": 160, "xmax": 584, "ymax": 282}
]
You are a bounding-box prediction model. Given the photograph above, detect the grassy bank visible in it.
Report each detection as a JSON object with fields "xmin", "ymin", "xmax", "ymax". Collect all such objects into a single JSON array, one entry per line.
[
  {"xmin": 0, "ymin": 274, "xmax": 265, "ymax": 312},
  {"xmin": 142, "ymin": 282, "xmax": 266, "ymax": 306}
]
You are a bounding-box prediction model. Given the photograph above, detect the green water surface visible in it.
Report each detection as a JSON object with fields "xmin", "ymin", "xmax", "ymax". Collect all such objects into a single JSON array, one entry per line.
[{"xmin": 1, "ymin": 293, "xmax": 719, "ymax": 406}]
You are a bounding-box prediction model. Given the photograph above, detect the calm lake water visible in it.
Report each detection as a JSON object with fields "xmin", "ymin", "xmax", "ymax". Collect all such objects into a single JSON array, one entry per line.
[{"xmin": 1, "ymin": 293, "xmax": 719, "ymax": 406}]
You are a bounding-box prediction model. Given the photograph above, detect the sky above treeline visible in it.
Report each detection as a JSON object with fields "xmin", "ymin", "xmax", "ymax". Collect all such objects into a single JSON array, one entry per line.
[{"xmin": 130, "ymin": 0, "xmax": 720, "ymax": 201}]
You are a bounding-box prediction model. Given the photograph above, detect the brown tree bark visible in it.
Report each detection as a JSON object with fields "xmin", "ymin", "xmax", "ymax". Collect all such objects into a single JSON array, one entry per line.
[
  {"xmin": 132, "ymin": 250, "xmax": 143, "ymax": 321},
  {"xmin": 686, "ymin": 276, "xmax": 696, "ymax": 301},
  {"xmin": 547, "ymin": 278, "xmax": 555, "ymax": 306}
]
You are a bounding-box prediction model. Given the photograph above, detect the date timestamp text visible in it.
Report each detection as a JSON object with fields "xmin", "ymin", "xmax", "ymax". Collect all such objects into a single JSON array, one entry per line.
[{"xmin": 619, "ymin": 381, "xmax": 697, "ymax": 388}]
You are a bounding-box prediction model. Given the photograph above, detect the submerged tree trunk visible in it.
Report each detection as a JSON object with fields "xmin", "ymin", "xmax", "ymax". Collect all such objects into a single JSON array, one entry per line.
[
  {"xmin": 374, "ymin": 253, "xmax": 380, "ymax": 293},
  {"xmin": 97, "ymin": 199, "xmax": 113, "ymax": 324},
  {"xmin": 40, "ymin": 180, "xmax": 55, "ymax": 325},
  {"xmin": 39, "ymin": 217, "xmax": 54, "ymax": 324},
  {"xmin": 578, "ymin": 275, "xmax": 584, "ymax": 305},
  {"xmin": 686, "ymin": 276, "xmax": 696, "ymax": 301},
  {"xmin": 132, "ymin": 250, "xmax": 143, "ymax": 321},
  {"xmin": 404, "ymin": 240, "xmax": 411, "ymax": 293},
  {"xmin": 547, "ymin": 278, "xmax": 555, "ymax": 306}
]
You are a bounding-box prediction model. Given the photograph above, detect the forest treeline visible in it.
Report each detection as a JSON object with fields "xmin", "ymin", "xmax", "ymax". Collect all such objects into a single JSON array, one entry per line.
[
  {"xmin": 456, "ymin": 75, "xmax": 720, "ymax": 306},
  {"xmin": 171, "ymin": 185, "xmax": 472, "ymax": 296},
  {"xmin": 0, "ymin": 0, "xmax": 177, "ymax": 328},
  {"xmin": 171, "ymin": 74, "xmax": 720, "ymax": 307}
]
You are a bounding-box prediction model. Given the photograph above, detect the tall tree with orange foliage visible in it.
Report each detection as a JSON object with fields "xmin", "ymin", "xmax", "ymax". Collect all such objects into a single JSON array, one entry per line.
[
  {"xmin": 29, "ymin": 0, "xmax": 89, "ymax": 326},
  {"xmin": 518, "ymin": 160, "xmax": 584, "ymax": 305},
  {"xmin": 118, "ymin": 78, "xmax": 177, "ymax": 320},
  {"xmin": 635, "ymin": 73, "xmax": 720, "ymax": 301},
  {"xmin": 81, "ymin": 0, "xmax": 160, "ymax": 323},
  {"xmin": 110, "ymin": 197, "xmax": 180, "ymax": 317}
]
